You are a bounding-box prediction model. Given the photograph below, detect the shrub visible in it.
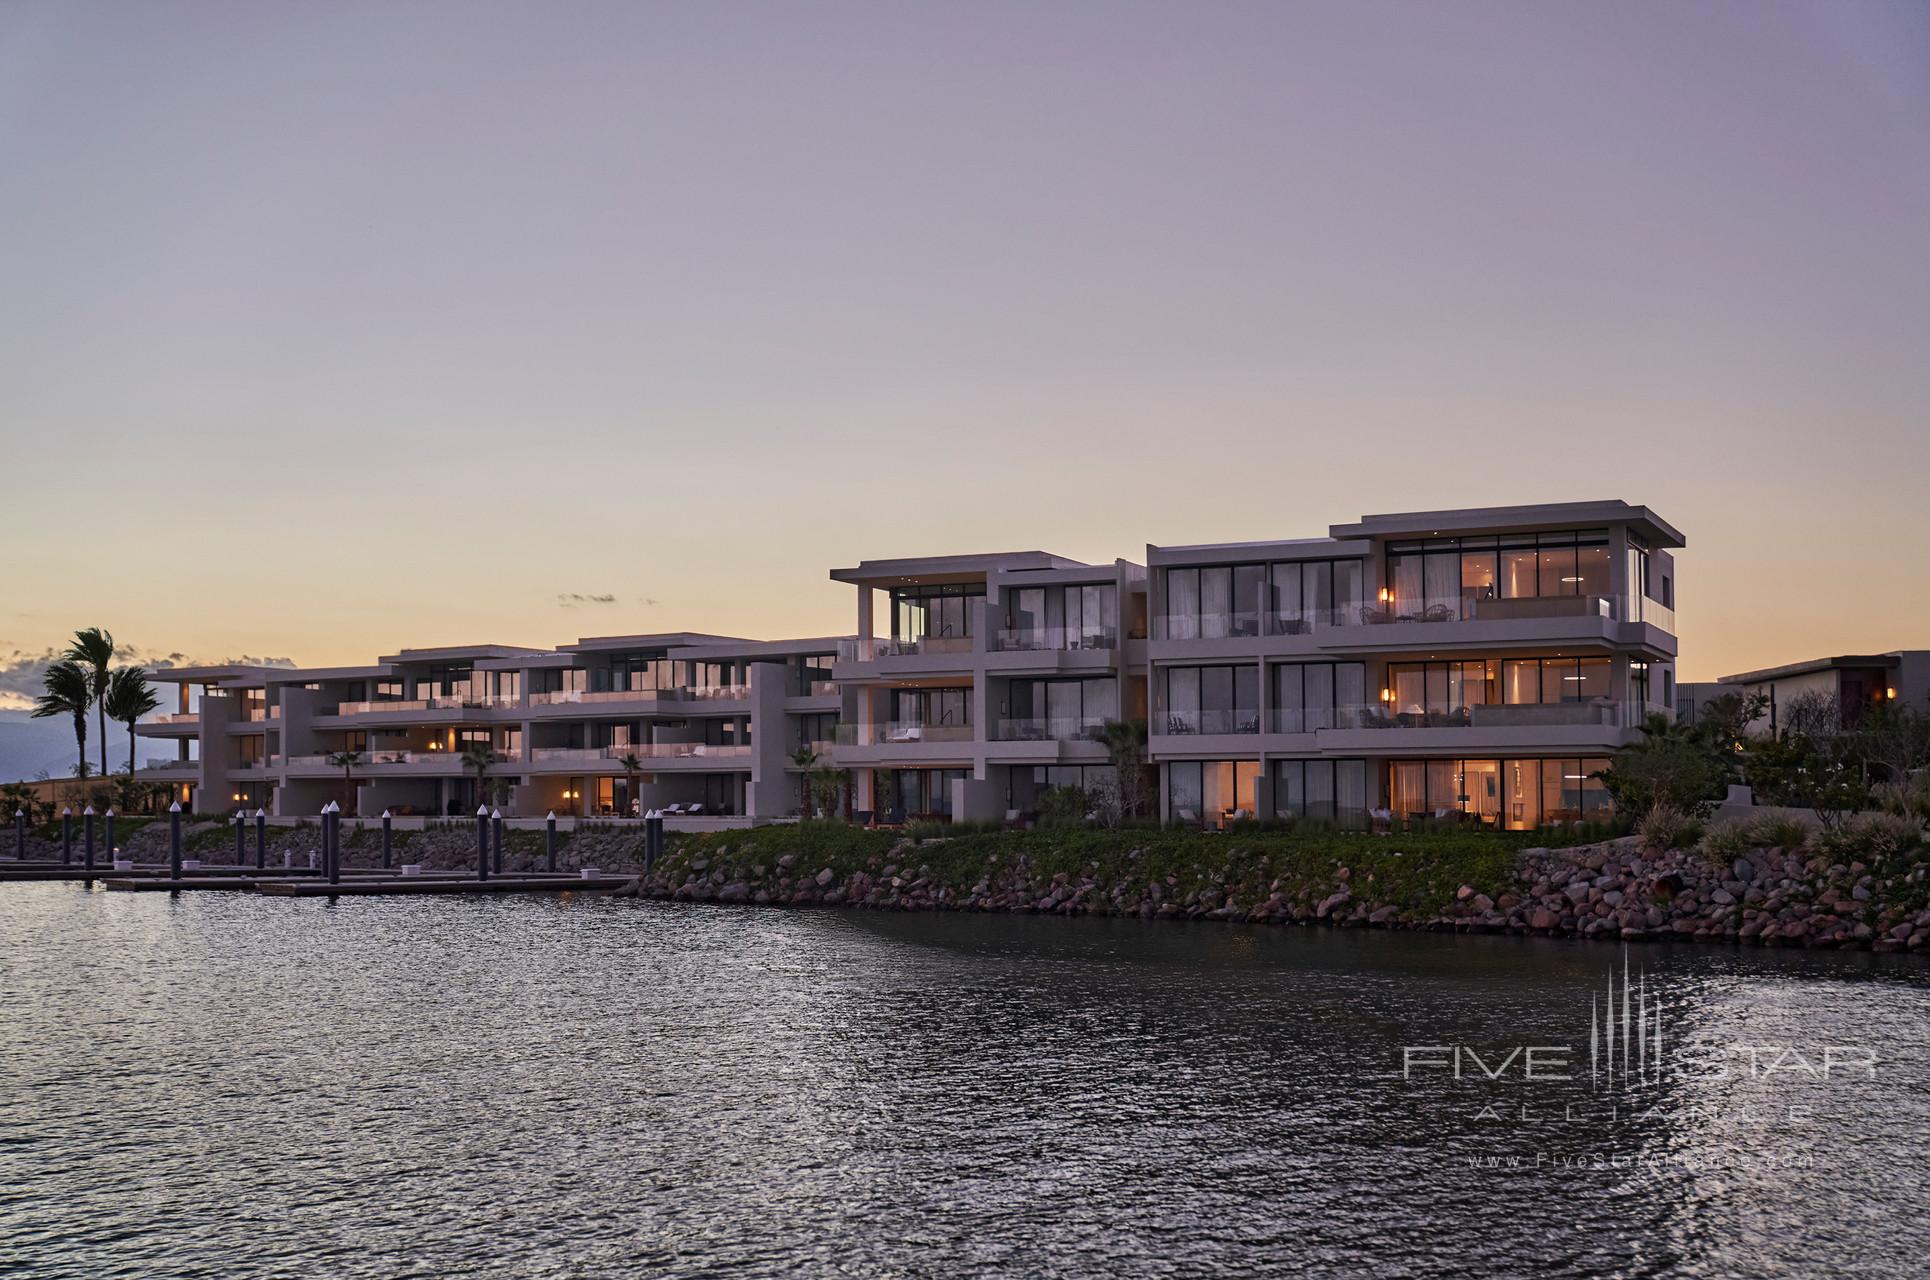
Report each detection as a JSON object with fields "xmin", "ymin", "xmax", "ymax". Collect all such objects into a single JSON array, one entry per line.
[
  {"xmin": 1872, "ymin": 774, "xmax": 1930, "ymax": 824},
  {"xmin": 1698, "ymin": 817, "xmax": 1754, "ymax": 864},
  {"xmin": 1036, "ymin": 785, "xmax": 1090, "ymax": 828},
  {"xmin": 1638, "ymin": 803, "xmax": 1700, "ymax": 851},
  {"xmin": 1745, "ymin": 813, "xmax": 1812, "ymax": 851},
  {"xmin": 1814, "ymin": 812, "xmax": 1924, "ymax": 864}
]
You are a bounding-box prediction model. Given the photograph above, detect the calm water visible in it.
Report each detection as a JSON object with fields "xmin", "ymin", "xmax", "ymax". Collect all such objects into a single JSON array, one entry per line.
[{"xmin": 3, "ymin": 885, "xmax": 1929, "ymax": 1278}]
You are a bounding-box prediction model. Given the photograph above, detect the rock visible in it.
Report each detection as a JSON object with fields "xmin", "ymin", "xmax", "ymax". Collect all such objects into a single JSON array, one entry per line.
[
  {"xmin": 1710, "ymin": 888, "xmax": 1735, "ymax": 906},
  {"xmin": 1368, "ymin": 905, "xmax": 1398, "ymax": 925},
  {"xmin": 814, "ymin": 867, "xmax": 834, "ymax": 886},
  {"xmin": 777, "ymin": 853, "xmax": 796, "ymax": 869},
  {"xmin": 1456, "ymin": 884, "xmax": 1475, "ymax": 901},
  {"xmin": 1530, "ymin": 908, "xmax": 1559, "ymax": 930},
  {"xmin": 1733, "ymin": 856, "xmax": 1755, "ymax": 882}
]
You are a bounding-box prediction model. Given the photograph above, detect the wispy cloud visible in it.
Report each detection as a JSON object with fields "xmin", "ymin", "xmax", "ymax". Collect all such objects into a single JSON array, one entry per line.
[{"xmin": 556, "ymin": 592, "xmax": 618, "ymax": 609}]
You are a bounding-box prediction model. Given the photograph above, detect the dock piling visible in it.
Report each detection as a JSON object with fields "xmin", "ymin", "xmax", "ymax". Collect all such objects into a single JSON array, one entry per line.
[
  {"xmin": 62, "ymin": 808, "xmax": 73, "ymax": 866},
  {"xmin": 234, "ymin": 811, "xmax": 246, "ymax": 864},
  {"xmin": 13, "ymin": 809, "xmax": 24, "ymax": 860},
  {"xmin": 381, "ymin": 810, "xmax": 392, "ymax": 870},
  {"xmin": 83, "ymin": 806, "xmax": 96, "ymax": 876},
  {"xmin": 105, "ymin": 809, "xmax": 115, "ymax": 865},
  {"xmin": 475, "ymin": 806, "xmax": 490, "ymax": 882},
  {"xmin": 168, "ymin": 801, "xmax": 182, "ymax": 880},
  {"xmin": 492, "ymin": 809, "xmax": 504, "ymax": 874},
  {"xmin": 546, "ymin": 811, "xmax": 557, "ymax": 872},
  {"xmin": 255, "ymin": 809, "xmax": 267, "ymax": 870}
]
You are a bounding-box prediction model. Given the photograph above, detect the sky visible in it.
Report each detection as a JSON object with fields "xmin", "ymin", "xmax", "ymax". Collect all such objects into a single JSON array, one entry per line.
[{"xmin": 2, "ymin": 0, "xmax": 1927, "ymax": 694}]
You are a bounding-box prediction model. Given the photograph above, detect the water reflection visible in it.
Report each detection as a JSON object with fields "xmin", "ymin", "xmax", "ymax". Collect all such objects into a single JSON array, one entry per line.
[{"xmin": 1, "ymin": 885, "xmax": 1926, "ymax": 1277}]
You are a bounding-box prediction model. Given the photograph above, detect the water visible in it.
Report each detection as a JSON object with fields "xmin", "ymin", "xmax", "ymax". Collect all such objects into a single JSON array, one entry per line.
[{"xmin": 3, "ymin": 884, "xmax": 1928, "ymax": 1278}]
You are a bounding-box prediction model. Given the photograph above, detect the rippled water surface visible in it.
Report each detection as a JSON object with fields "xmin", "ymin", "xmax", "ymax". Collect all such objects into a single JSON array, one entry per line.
[{"xmin": 3, "ymin": 884, "xmax": 1929, "ymax": 1277}]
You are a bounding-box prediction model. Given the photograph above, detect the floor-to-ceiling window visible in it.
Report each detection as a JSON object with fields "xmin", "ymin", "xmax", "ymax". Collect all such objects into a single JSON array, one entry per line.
[
  {"xmin": 1272, "ymin": 758, "xmax": 1369, "ymax": 826},
  {"xmin": 1383, "ymin": 530, "xmax": 1612, "ymax": 620},
  {"xmin": 1386, "ymin": 757, "xmax": 1610, "ymax": 828},
  {"xmin": 1272, "ymin": 662, "xmax": 1366, "ymax": 731},
  {"xmin": 1001, "ymin": 678, "xmax": 1116, "ymax": 739},
  {"xmin": 1006, "ymin": 583, "xmax": 1119, "ymax": 650},
  {"xmin": 893, "ymin": 584, "xmax": 983, "ymax": 647},
  {"xmin": 1166, "ymin": 759, "xmax": 1260, "ymax": 825},
  {"xmin": 1161, "ymin": 665, "xmax": 1260, "ymax": 735}
]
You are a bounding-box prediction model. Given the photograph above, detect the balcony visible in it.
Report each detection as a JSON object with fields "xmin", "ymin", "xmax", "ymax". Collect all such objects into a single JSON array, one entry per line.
[
  {"xmin": 833, "ymin": 722, "xmax": 975, "ymax": 746},
  {"xmin": 529, "ymin": 743, "xmax": 750, "ymax": 762},
  {"xmin": 988, "ymin": 626, "xmax": 1119, "ymax": 653},
  {"xmin": 835, "ymin": 636, "xmax": 976, "ymax": 661},
  {"xmin": 1159, "ymin": 709, "xmax": 1263, "ymax": 736},
  {"xmin": 1270, "ymin": 701, "xmax": 1642, "ymax": 733},
  {"xmin": 993, "ymin": 717, "xmax": 1107, "ymax": 743},
  {"xmin": 151, "ymin": 712, "xmax": 201, "ymax": 725},
  {"xmin": 1154, "ymin": 593, "xmax": 1675, "ymax": 641},
  {"xmin": 526, "ymin": 683, "xmax": 752, "ymax": 707}
]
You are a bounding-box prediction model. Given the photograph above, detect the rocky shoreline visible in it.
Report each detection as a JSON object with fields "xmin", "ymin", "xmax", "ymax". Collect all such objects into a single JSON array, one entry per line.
[
  {"xmin": 18, "ymin": 819, "xmax": 1930, "ymax": 954},
  {"xmin": 629, "ymin": 834, "xmax": 1930, "ymax": 954}
]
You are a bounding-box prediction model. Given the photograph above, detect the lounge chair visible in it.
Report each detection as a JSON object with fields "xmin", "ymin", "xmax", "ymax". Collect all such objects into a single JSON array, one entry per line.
[
  {"xmin": 688, "ymin": 803, "xmax": 705, "ymax": 816},
  {"xmin": 663, "ymin": 803, "xmax": 687, "ymax": 816}
]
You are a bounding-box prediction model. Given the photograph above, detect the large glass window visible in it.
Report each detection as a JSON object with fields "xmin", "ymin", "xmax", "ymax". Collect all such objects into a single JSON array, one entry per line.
[
  {"xmin": 1383, "ymin": 660, "xmax": 1496, "ymax": 724},
  {"xmin": 1165, "ymin": 760, "xmax": 1259, "ymax": 826},
  {"xmin": 1386, "ymin": 757, "xmax": 1611, "ymax": 828},
  {"xmin": 1272, "ymin": 662, "xmax": 1363, "ymax": 732},
  {"xmin": 1003, "ymin": 678, "xmax": 1116, "ymax": 738},
  {"xmin": 1162, "ymin": 665, "xmax": 1259, "ymax": 734},
  {"xmin": 892, "ymin": 584, "xmax": 983, "ymax": 643},
  {"xmin": 1273, "ymin": 758, "xmax": 1368, "ymax": 827},
  {"xmin": 1389, "ymin": 530, "xmax": 1610, "ymax": 617},
  {"xmin": 892, "ymin": 687, "xmax": 971, "ymax": 728},
  {"xmin": 1262, "ymin": 558, "xmax": 1363, "ymax": 632},
  {"xmin": 1007, "ymin": 583, "xmax": 1119, "ymax": 650}
]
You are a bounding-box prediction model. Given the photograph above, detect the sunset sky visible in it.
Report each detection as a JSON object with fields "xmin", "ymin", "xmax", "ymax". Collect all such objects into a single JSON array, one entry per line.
[{"xmin": 2, "ymin": 0, "xmax": 1927, "ymax": 695}]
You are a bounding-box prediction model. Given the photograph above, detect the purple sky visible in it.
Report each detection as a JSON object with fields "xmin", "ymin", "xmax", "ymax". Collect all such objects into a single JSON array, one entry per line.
[{"xmin": 1, "ymin": 0, "xmax": 1926, "ymax": 682}]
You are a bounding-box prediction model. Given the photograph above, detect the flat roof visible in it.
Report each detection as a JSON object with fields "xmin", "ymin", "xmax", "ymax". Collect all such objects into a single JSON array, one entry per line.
[
  {"xmin": 1720, "ymin": 653, "xmax": 1904, "ymax": 684},
  {"xmin": 147, "ymin": 664, "xmax": 292, "ymax": 685},
  {"xmin": 560, "ymin": 632, "xmax": 752, "ymax": 654},
  {"xmin": 1329, "ymin": 500, "xmax": 1686, "ymax": 549},
  {"xmin": 830, "ymin": 551, "xmax": 1088, "ymax": 586},
  {"xmin": 377, "ymin": 644, "xmax": 550, "ymax": 664}
]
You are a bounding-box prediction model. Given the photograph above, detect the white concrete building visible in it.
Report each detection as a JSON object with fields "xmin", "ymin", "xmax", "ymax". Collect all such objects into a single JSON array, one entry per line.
[{"xmin": 140, "ymin": 500, "xmax": 1682, "ymax": 830}]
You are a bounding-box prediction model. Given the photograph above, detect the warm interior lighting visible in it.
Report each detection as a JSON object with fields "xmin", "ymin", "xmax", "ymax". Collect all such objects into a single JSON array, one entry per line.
[
  {"xmin": 1888, "ymin": 687, "xmax": 1898, "ymax": 700},
  {"xmin": 1378, "ymin": 588, "xmax": 1391, "ymax": 602},
  {"xmin": 1380, "ymin": 688, "xmax": 1393, "ymax": 702}
]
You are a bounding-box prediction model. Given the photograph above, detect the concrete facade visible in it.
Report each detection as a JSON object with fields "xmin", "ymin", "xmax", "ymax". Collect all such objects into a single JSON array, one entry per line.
[
  {"xmin": 139, "ymin": 500, "xmax": 1685, "ymax": 830},
  {"xmin": 1683, "ymin": 651, "xmax": 1929, "ymax": 734}
]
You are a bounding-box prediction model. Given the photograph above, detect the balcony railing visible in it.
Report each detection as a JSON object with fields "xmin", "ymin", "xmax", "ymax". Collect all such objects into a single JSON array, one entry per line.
[
  {"xmin": 988, "ymin": 626, "xmax": 1120, "ymax": 653},
  {"xmin": 834, "ymin": 721, "xmax": 975, "ymax": 746},
  {"xmin": 1155, "ymin": 593, "xmax": 1674, "ymax": 640},
  {"xmin": 531, "ymin": 743, "xmax": 750, "ymax": 762},
  {"xmin": 803, "ymin": 679, "xmax": 840, "ymax": 696},
  {"xmin": 993, "ymin": 717, "xmax": 1108, "ymax": 743},
  {"xmin": 1157, "ymin": 709, "xmax": 1263, "ymax": 736},
  {"xmin": 150, "ymin": 712, "xmax": 201, "ymax": 725},
  {"xmin": 1329, "ymin": 700, "xmax": 1644, "ymax": 731},
  {"xmin": 835, "ymin": 636, "xmax": 976, "ymax": 661},
  {"xmin": 527, "ymin": 683, "xmax": 751, "ymax": 706}
]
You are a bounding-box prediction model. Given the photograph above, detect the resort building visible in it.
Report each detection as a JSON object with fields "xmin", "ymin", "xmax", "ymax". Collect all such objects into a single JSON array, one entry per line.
[
  {"xmin": 137, "ymin": 634, "xmax": 848, "ymax": 825},
  {"xmin": 135, "ymin": 500, "xmax": 1682, "ymax": 830},
  {"xmin": 1678, "ymin": 650, "xmax": 1929, "ymax": 733}
]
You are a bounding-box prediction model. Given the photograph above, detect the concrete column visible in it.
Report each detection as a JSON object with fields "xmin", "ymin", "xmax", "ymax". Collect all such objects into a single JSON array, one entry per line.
[{"xmin": 857, "ymin": 585, "xmax": 874, "ymax": 660}]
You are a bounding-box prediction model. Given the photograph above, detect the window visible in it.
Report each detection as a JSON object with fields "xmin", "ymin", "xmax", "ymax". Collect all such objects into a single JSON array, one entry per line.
[
  {"xmin": 1008, "ymin": 764, "xmax": 1118, "ymax": 811},
  {"xmin": 1006, "ymin": 583, "xmax": 1118, "ymax": 649},
  {"xmin": 1003, "ymin": 678, "xmax": 1116, "ymax": 737},
  {"xmin": 1165, "ymin": 760, "xmax": 1259, "ymax": 826},
  {"xmin": 1387, "ymin": 757, "xmax": 1609, "ymax": 828},
  {"xmin": 1162, "ymin": 665, "xmax": 1259, "ymax": 734},
  {"xmin": 1272, "ymin": 662, "xmax": 1364, "ymax": 732},
  {"xmin": 1499, "ymin": 657, "xmax": 1612, "ymax": 704},
  {"xmin": 1272, "ymin": 758, "xmax": 1368, "ymax": 827},
  {"xmin": 1391, "ymin": 530, "xmax": 1610, "ymax": 615},
  {"xmin": 893, "ymin": 584, "xmax": 983, "ymax": 643}
]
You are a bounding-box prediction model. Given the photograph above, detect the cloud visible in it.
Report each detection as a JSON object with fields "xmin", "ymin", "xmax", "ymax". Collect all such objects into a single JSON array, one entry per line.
[
  {"xmin": 556, "ymin": 592, "xmax": 618, "ymax": 609},
  {"xmin": 0, "ymin": 645, "xmax": 294, "ymax": 710}
]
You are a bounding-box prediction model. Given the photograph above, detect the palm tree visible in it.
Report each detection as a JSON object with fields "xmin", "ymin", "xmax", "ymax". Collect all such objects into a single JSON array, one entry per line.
[
  {"xmin": 460, "ymin": 742, "xmax": 498, "ymax": 813},
  {"xmin": 103, "ymin": 666, "xmax": 160, "ymax": 777},
  {"xmin": 616, "ymin": 751, "xmax": 644, "ymax": 817},
  {"xmin": 64, "ymin": 627, "xmax": 117, "ymax": 780},
  {"xmin": 33, "ymin": 660, "xmax": 92, "ymax": 783},
  {"xmin": 326, "ymin": 749, "xmax": 364, "ymax": 816},
  {"xmin": 789, "ymin": 745, "xmax": 819, "ymax": 816}
]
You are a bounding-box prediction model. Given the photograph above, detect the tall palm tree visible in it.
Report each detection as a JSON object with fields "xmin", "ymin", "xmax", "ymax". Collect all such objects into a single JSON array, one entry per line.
[
  {"xmin": 1096, "ymin": 718, "xmax": 1151, "ymax": 819},
  {"xmin": 326, "ymin": 749, "xmax": 364, "ymax": 816},
  {"xmin": 33, "ymin": 660, "xmax": 92, "ymax": 783},
  {"xmin": 64, "ymin": 627, "xmax": 117, "ymax": 780},
  {"xmin": 616, "ymin": 751, "xmax": 644, "ymax": 817},
  {"xmin": 460, "ymin": 742, "xmax": 498, "ymax": 813},
  {"xmin": 103, "ymin": 666, "xmax": 160, "ymax": 777}
]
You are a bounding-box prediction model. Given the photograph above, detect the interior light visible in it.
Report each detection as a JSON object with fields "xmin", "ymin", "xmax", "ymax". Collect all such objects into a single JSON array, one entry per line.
[{"xmin": 1887, "ymin": 687, "xmax": 1898, "ymax": 700}]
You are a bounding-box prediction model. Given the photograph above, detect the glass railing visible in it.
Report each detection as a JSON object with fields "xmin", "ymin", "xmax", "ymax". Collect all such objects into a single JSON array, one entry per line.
[
  {"xmin": 833, "ymin": 722, "xmax": 975, "ymax": 746},
  {"xmin": 1156, "ymin": 593, "xmax": 1676, "ymax": 640},
  {"xmin": 993, "ymin": 717, "xmax": 1108, "ymax": 743},
  {"xmin": 989, "ymin": 626, "xmax": 1120, "ymax": 653},
  {"xmin": 836, "ymin": 636, "xmax": 976, "ymax": 661},
  {"xmin": 151, "ymin": 712, "xmax": 200, "ymax": 724},
  {"xmin": 531, "ymin": 743, "xmax": 749, "ymax": 762},
  {"xmin": 803, "ymin": 679, "xmax": 840, "ymax": 696},
  {"xmin": 334, "ymin": 697, "xmax": 475, "ymax": 715},
  {"xmin": 1156, "ymin": 709, "xmax": 1263, "ymax": 736},
  {"xmin": 1311, "ymin": 701, "xmax": 1645, "ymax": 731},
  {"xmin": 528, "ymin": 683, "xmax": 751, "ymax": 706},
  {"xmin": 1150, "ymin": 613, "xmax": 1262, "ymax": 641}
]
